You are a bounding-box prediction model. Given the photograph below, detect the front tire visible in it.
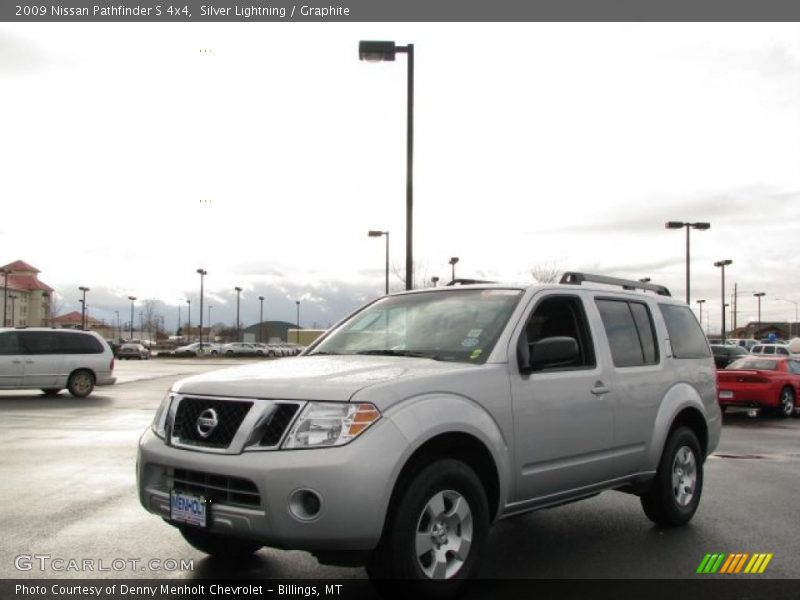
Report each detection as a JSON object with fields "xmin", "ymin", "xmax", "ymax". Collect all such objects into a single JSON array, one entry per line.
[
  {"xmin": 640, "ymin": 426, "xmax": 703, "ymax": 527},
  {"xmin": 179, "ymin": 527, "xmax": 262, "ymax": 560},
  {"xmin": 776, "ymin": 387, "xmax": 795, "ymax": 419},
  {"xmin": 367, "ymin": 459, "xmax": 489, "ymax": 594},
  {"xmin": 67, "ymin": 370, "xmax": 95, "ymax": 398}
]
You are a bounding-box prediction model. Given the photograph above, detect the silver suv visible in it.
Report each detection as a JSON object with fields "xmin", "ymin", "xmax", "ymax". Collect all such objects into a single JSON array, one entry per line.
[{"xmin": 137, "ymin": 273, "xmax": 720, "ymax": 588}]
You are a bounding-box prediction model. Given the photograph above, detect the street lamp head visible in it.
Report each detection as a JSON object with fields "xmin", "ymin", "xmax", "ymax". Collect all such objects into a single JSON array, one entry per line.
[
  {"xmin": 296, "ymin": 300, "xmax": 300, "ymax": 306},
  {"xmin": 258, "ymin": 296, "xmax": 264, "ymax": 301},
  {"xmin": 79, "ymin": 286, "xmax": 90, "ymax": 292},
  {"xmin": 697, "ymin": 299, "xmax": 706, "ymax": 304},
  {"xmin": 714, "ymin": 259, "xmax": 733, "ymax": 267},
  {"xmin": 368, "ymin": 230, "xmax": 386, "ymax": 237},
  {"xmin": 665, "ymin": 221, "xmax": 685, "ymax": 229},
  {"xmin": 359, "ymin": 40, "xmax": 397, "ymax": 62},
  {"xmin": 128, "ymin": 296, "xmax": 136, "ymax": 302},
  {"xmin": 186, "ymin": 299, "xmax": 191, "ymax": 305},
  {"xmin": 691, "ymin": 222, "xmax": 711, "ymax": 230},
  {"xmin": 754, "ymin": 292, "xmax": 766, "ymax": 298},
  {"xmin": 235, "ymin": 286, "xmax": 242, "ymax": 293},
  {"xmin": 196, "ymin": 268, "xmax": 207, "ymax": 275},
  {"xmin": 431, "ymin": 276, "xmax": 439, "ymax": 284},
  {"xmin": 639, "ymin": 277, "xmax": 651, "ymax": 283},
  {"xmin": 449, "ymin": 257, "xmax": 460, "ymax": 266}
]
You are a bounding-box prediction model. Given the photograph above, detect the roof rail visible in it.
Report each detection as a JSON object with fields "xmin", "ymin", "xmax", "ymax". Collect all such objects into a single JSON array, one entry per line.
[
  {"xmin": 445, "ymin": 278, "xmax": 497, "ymax": 286},
  {"xmin": 559, "ymin": 272, "xmax": 671, "ymax": 296}
]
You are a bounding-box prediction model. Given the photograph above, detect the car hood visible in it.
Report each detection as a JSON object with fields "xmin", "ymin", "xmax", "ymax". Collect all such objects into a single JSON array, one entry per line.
[{"xmin": 172, "ymin": 354, "xmax": 476, "ymax": 401}]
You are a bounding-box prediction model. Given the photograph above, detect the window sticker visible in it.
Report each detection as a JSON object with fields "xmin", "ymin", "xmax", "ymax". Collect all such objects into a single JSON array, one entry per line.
[
  {"xmin": 462, "ymin": 338, "xmax": 479, "ymax": 348},
  {"xmin": 467, "ymin": 329, "xmax": 483, "ymax": 338},
  {"xmin": 470, "ymin": 348, "xmax": 483, "ymax": 360}
]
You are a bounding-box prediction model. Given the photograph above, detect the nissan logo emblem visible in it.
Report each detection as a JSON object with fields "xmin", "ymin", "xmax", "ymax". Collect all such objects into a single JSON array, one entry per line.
[{"xmin": 196, "ymin": 408, "xmax": 219, "ymax": 438}]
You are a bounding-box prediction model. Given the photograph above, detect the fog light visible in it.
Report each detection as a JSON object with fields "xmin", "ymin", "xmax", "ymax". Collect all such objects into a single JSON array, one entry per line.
[{"xmin": 288, "ymin": 489, "xmax": 323, "ymax": 521}]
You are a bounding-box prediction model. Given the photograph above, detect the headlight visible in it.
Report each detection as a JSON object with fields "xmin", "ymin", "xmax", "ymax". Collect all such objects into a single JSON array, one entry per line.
[
  {"xmin": 282, "ymin": 402, "xmax": 381, "ymax": 449},
  {"xmin": 151, "ymin": 392, "xmax": 174, "ymax": 440}
]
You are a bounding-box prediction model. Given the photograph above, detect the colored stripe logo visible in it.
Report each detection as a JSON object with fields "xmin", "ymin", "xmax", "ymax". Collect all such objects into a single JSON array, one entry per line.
[{"xmin": 697, "ymin": 553, "xmax": 773, "ymax": 574}]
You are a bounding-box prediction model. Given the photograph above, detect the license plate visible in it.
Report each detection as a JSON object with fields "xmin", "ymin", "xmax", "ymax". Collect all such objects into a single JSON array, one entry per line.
[
  {"xmin": 170, "ymin": 490, "xmax": 208, "ymax": 528},
  {"xmin": 719, "ymin": 390, "xmax": 734, "ymax": 399}
]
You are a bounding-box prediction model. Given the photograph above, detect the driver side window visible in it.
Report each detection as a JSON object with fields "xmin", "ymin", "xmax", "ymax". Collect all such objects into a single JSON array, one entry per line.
[{"xmin": 518, "ymin": 295, "xmax": 596, "ymax": 371}]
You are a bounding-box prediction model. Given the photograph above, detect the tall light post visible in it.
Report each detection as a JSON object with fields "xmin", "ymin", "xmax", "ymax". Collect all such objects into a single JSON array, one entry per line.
[
  {"xmin": 449, "ymin": 257, "xmax": 459, "ymax": 283},
  {"xmin": 1, "ymin": 267, "xmax": 10, "ymax": 326},
  {"xmin": 431, "ymin": 276, "xmax": 439, "ymax": 287},
  {"xmin": 234, "ymin": 286, "xmax": 243, "ymax": 341},
  {"xmin": 258, "ymin": 296, "xmax": 265, "ymax": 343},
  {"xmin": 714, "ymin": 260, "xmax": 732, "ymax": 339},
  {"xmin": 753, "ymin": 292, "xmax": 766, "ymax": 339},
  {"xmin": 197, "ymin": 269, "xmax": 207, "ymax": 350},
  {"xmin": 696, "ymin": 299, "xmax": 705, "ymax": 329},
  {"xmin": 177, "ymin": 302, "xmax": 181, "ymax": 337},
  {"xmin": 359, "ymin": 40, "xmax": 414, "ymax": 290},
  {"xmin": 776, "ymin": 298, "xmax": 799, "ymax": 338},
  {"xmin": 368, "ymin": 230, "xmax": 390, "ymax": 294},
  {"xmin": 295, "ymin": 300, "xmax": 300, "ymax": 344},
  {"xmin": 208, "ymin": 305, "xmax": 213, "ymax": 330},
  {"xmin": 128, "ymin": 296, "xmax": 136, "ymax": 340},
  {"xmin": 8, "ymin": 294, "xmax": 17, "ymax": 326},
  {"xmin": 665, "ymin": 221, "xmax": 711, "ymax": 304},
  {"xmin": 78, "ymin": 286, "xmax": 90, "ymax": 330},
  {"xmin": 114, "ymin": 310, "xmax": 120, "ymax": 340},
  {"xmin": 186, "ymin": 299, "xmax": 192, "ymax": 342}
]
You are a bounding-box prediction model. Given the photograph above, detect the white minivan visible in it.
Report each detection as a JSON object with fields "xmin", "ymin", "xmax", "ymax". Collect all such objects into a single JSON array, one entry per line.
[{"xmin": 0, "ymin": 328, "xmax": 116, "ymax": 397}]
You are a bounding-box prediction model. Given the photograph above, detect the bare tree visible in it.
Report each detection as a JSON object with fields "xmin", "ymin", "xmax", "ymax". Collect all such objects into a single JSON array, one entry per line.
[
  {"xmin": 141, "ymin": 299, "xmax": 163, "ymax": 342},
  {"xmin": 530, "ymin": 263, "xmax": 562, "ymax": 283},
  {"xmin": 390, "ymin": 260, "xmax": 430, "ymax": 291}
]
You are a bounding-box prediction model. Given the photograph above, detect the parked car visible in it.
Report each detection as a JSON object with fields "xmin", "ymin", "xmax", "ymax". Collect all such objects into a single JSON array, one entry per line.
[
  {"xmin": 750, "ymin": 344, "xmax": 792, "ymax": 357},
  {"xmin": 138, "ymin": 272, "xmax": 720, "ymax": 590},
  {"xmin": 725, "ymin": 338, "xmax": 759, "ymax": 351},
  {"xmin": 253, "ymin": 343, "xmax": 279, "ymax": 357},
  {"xmin": 174, "ymin": 342, "xmax": 220, "ymax": 357},
  {"xmin": 0, "ymin": 328, "xmax": 116, "ymax": 397},
  {"xmin": 717, "ymin": 356, "xmax": 800, "ymax": 418},
  {"xmin": 221, "ymin": 343, "xmax": 262, "ymax": 356},
  {"xmin": 710, "ymin": 344, "xmax": 749, "ymax": 369},
  {"xmin": 117, "ymin": 342, "xmax": 151, "ymax": 360}
]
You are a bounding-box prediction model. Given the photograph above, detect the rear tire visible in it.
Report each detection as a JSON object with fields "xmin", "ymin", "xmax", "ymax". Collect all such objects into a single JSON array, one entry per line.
[
  {"xmin": 179, "ymin": 527, "xmax": 262, "ymax": 560},
  {"xmin": 776, "ymin": 387, "xmax": 795, "ymax": 419},
  {"xmin": 640, "ymin": 426, "xmax": 703, "ymax": 527},
  {"xmin": 67, "ymin": 370, "xmax": 95, "ymax": 398},
  {"xmin": 367, "ymin": 459, "xmax": 489, "ymax": 597}
]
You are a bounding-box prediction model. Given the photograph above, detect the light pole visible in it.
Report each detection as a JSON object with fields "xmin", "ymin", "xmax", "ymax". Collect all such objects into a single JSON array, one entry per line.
[
  {"xmin": 295, "ymin": 300, "xmax": 300, "ymax": 344},
  {"xmin": 234, "ymin": 286, "xmax": 242, "ymax": 341},
  {"xmin": 449, "ymin": 257, "xmax": 459, "ymax": 283},
  {"xmin": 1, "ymin": 267, "xmax": 10, "ymax": 326},
  {"xmin": 665, "ymin": 221, "xmax": 711, "ymax": 304},
  {"xmin": 431, "ymin": 276, "xmax": 439, "ymax": 287},
  {"xmin": 186, "ymin": 299, "xmax": 191, "ymax": 342},
  {"xmin": 368, "ymin": 230, "xmax": 390, "ymax": 294},
  {"xmin": 696, "ymin": 299, "xmax": 705, "ymax": 329},
  {"xmin": 258, "ymin": 296, "xmax": 265, "ymax": 343},
  {"xmin": 776, "ymin": 298, "xmax": 799, "ymax": 337},
  {"xmin": 79, "ymin": 286, "xmax": 90, "ymax": 330},
  {"xmin": 753, "ymin": 292, "xmax": 765, "ymax": 339},
  {"xmin": 714, "ymin": 260, "xmax": 732, "ymax": 339},
  {"xmin": 359, "ymin": 40, "xmax": 414, "ymax": 290},
  {"xmin": 8, "ymin": 294, "xmax": 17, "ymax": 326},
  {"xmin": 177, "ymin": 302, "xmax": 181, "ymax": 337},
  {"xmin": 128, "ymin": 296, "xmax": 136, "ymax": 340},
  {"xmin": 197, "ymin": 269, "xmax": 207, "ymax": 350},
  {"xmin": 208, "ymin": 305, "xmax": 213, "ymax": 330},
  {"xmin": 114, "ymin": 310, "xmax": 120, "ymax": 340}
]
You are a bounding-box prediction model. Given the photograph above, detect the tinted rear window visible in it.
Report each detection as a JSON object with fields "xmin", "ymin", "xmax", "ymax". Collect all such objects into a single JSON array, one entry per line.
[
  {"xmin": 727, "ymin": 358, "xmax": 780, "ymax": 371},
  {"xmin": 19, "ymin": 331, "xmax": 104, "ymax": 355},
  {"xmin": 59, "ymin": 332, "xmax": 104, "ymax": 354},
  {"xmin": 596, "ymin": 299, "xmax": 658, "ymax": 367},
  {"xmin": 0, "ymin": 332, "xmax": 20, "ymax": 355},
  {"xmin": 658, "ymin": 304, "xmax": 711, "ymax": 359}
]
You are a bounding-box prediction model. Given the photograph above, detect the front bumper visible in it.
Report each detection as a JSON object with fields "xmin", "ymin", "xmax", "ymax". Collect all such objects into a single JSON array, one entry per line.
[{"xmin": 137, "ymin": 419, "xmax": 408, "ymax": 552}]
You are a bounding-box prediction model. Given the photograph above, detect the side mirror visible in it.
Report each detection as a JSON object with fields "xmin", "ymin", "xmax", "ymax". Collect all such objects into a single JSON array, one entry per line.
[{"xmin": 525, "ymin": 336, "xmax": 579, "ymax": 372}]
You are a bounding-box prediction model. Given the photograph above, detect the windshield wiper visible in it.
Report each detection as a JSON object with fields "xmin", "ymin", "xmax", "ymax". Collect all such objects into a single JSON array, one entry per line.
[{"xmin": 355, "ymin": 349, "xmax": 447, "ymax": 361}]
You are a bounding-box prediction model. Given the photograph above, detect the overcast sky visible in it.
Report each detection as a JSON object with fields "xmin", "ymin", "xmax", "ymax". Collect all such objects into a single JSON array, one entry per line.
[{"xmin": 1, "ymin": 23, "xmax": 799, "ymax": 333}]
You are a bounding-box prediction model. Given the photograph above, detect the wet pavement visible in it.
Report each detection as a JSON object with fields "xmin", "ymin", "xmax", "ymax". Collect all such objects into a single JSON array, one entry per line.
[{"xmin": 1, "ymin": 361, "xmax": 798, "ymax": 580}]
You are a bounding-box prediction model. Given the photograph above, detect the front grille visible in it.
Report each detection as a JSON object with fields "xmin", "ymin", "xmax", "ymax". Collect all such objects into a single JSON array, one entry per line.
[
  {"xmin": 170, "ymin": 468, "xmax": 260, "ymax": 507},
  {"xmin": 259, "ymin": 403, "xmax": 300, "ymax": 446},
  {"xmin": 172, "ymin": 397, "xmax": 252, "ymax": 449}
]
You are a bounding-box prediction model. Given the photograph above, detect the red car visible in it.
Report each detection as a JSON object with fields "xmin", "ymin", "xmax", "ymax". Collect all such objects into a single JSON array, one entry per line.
[{"xmin": 717, "ymin": 356, "xmax": 800, "ymax": 418}]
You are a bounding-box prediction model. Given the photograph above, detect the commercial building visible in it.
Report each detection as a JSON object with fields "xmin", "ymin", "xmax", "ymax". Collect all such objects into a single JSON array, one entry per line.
[{"xmin": 1, "ymin": 260, "xmax": 54, "ymax": 327}]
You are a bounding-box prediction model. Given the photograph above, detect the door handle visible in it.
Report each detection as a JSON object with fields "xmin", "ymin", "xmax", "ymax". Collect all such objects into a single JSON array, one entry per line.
[
  {"xmin": 591, "ymin": 382, "xmax": 610, "ymax": 396},
  {"xmin": 12, "ymin": 360, "xmax": 22, "ymax": 364},
  {"xmin": 24, "ymin": 360, "xmax": 34, "ymax": 364}
]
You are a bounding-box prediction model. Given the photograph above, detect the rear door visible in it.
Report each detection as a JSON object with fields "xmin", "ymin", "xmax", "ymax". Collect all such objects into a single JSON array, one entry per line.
[{"xmin": 0, "ymin": 331, "xmax": 24, "ymax": 387}]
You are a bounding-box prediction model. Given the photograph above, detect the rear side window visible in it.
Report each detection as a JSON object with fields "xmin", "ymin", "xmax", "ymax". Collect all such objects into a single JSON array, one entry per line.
[
  {"xmin": 18, "ymin": 331, "xmax": 62, "ymax": 354},
  {"xmin": 658, "ymin": 304, "xmax": 711, "ymax": 359},
  {"xmin": 596, "ymin": 299, "xmax": 659, "ymax": 367},
  {"xmin": 0, "ymin": 332, "xmax": 20, "ymax": 355},
  {"xmin": 59, "ymin": 332, "xmax": 104, "ymax": 354}
]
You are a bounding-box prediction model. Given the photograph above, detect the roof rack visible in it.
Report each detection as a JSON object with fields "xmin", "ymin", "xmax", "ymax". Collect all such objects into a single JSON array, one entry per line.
[
  {"xmin": 445, "ymin": 278, "xmax": 497, "ymax": 286},
  {"xmin": 559, "ymin": 272, "xmax": 671, "ymax": 296}
]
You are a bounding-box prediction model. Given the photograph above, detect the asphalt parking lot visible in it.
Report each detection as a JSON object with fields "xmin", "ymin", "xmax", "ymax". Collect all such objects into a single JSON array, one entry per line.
[{"xmin": 0, "ymin": 358, "xmax": 798, "ymax": 581}]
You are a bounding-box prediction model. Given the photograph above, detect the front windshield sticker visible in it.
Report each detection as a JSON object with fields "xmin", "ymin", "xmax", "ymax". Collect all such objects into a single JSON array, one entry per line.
[
  {"xmin": 470, "ymin": 348, "xmax": 483, "ymax": 360},
  {"xmin": 462, "ymin": 338, "xmax": 479, "ymax": 348},
  {"xmin": 467, "ymin": 329, "xmax": 483, "ymax": 338}
]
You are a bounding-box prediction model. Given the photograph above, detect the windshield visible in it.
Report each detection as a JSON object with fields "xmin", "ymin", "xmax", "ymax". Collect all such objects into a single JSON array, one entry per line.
[
  {"xmin": 726, "ymin": 358, "xmax": 780, "ymax": 371},
  {"xmin": 310, "ymin": 288, "xmax": 523, "ymax": 364}
]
